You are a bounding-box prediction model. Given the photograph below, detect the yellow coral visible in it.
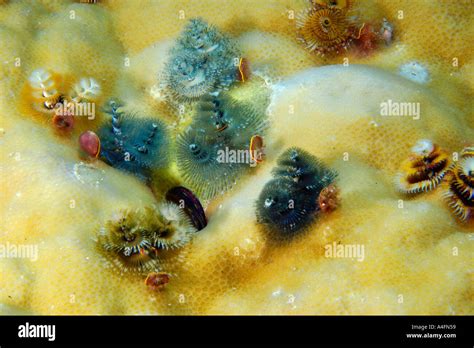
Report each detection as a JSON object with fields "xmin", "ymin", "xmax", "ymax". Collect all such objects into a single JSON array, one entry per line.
[{"xmin": 0, "ymin": 0, "xmax": 473, "ymax": 315}]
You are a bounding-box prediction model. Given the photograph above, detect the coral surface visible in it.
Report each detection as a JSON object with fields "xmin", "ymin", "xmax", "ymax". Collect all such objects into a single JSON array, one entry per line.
[{"xmin": 0, "ymin": 0, "xmax": 473, "ymax": 315}]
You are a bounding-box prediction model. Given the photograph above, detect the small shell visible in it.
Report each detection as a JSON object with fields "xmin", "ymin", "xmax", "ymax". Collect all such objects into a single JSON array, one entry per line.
[
  {"xmin": 395, "ymin": 139, "xmax": 451, "ymax": 194},
  {"xmin": 166, "ymin": 186, "xmax": 207, "ymax": 231},
  {"xmin": 237, "ymin": 57, "xmax": 251, "ymax": 82},
  {"xmin": 79, "ymin": 131, "xmax": 101, "ymax": 157},
  {"xmin": 443, "ymin": 148, "xmax": 474, "ymax": 223},
  {"xmin": 250, "ymin": 135, "xmax": 265, "ymax": 163},
  {"xmin": 52, "ymin": 113, "xmax": 74, "ymax": 132},
  {"xmin": 145, "ymin": 272, "xmax": 170, "ymax": 291},
  {"xmin": 318, "ymin": 184, "xmax": 340, "ymax": 213}
]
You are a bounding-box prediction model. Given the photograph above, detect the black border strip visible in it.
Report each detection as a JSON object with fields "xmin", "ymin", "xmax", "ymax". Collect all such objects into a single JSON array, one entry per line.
[{"xmin": 0, "ymin": 315, "xmax": 471, "ymax": 346}]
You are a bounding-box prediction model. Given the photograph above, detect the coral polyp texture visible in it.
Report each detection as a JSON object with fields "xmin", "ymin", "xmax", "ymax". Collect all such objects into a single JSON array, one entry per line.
[
  {"xmin": 161, "ymin": 18, "xmax": 241, "ymax": 103},
  {"xmin": 0, "ymin": 0, "xmax": 473, "ymax": 316}
]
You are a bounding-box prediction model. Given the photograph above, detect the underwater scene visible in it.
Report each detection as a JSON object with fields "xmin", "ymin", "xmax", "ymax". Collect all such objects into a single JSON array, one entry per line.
[{"xmin": 0, "ymin": 0, "xmax": 472, "ymax": 315}]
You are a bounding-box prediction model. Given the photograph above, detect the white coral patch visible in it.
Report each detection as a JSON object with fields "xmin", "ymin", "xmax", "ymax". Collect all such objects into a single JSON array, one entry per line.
[{"xmin": 399, "ymin": 61, "xmax": 430, "ymax": 84}]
